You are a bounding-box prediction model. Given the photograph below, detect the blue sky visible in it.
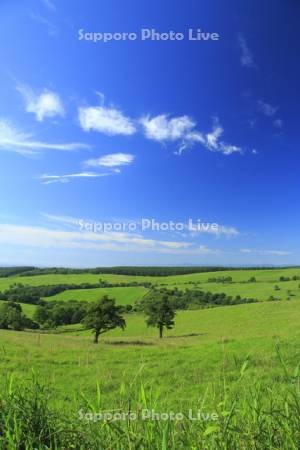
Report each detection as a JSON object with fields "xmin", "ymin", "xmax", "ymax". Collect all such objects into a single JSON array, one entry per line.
[{"xmin": 0, "ymin": 0, "xmax": 299, "ymax": 267}]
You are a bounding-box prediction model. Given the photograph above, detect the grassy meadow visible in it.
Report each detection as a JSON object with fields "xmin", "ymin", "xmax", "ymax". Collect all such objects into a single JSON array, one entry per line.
[
  {"xmin": 45, "ymin": 285, "xmax": 149, "ymax": 305},
  {"xmin": 1, "ymin": 267, "xmax": 300, "ymax": 448},
  {"xmin": 1, "ymin": 266, "xmax": 300, "ymax": 290},
  {"xmin": 173, "ymin": 279, "xmax": 300, "ymax": 301}
]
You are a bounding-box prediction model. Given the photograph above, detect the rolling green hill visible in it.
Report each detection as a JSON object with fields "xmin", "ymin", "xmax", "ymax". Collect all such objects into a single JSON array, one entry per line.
[
  {"xmin": 1, "ymin": 269, "xmax": 300, "ymax": 448},
  {"xmin": 45, "ymin": 286, "xmax": 149, "ymax": 305},
  {"xmin": 1, "ymin": 267, "xmax": 300, "ymax": 290},
  {"xmin": 1, "ymin": 298, "xmax": 300, "ymax": 408},
  {"xmin": 170, "ymin": 280, "xmax": 300, "ymax": 301}
]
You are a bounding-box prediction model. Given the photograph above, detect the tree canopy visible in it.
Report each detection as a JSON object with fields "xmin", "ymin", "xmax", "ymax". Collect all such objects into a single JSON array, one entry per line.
[
  {"xmin": 0, "ymin": 302, "xmax": 38, "ymax": 331},
  {"xmin": 82, "ymin": 296, "xmax": 126, "ymax": 343},
  {"xmin": 145, "ymin": 294, "xmax": 176, "ymax": 338}
]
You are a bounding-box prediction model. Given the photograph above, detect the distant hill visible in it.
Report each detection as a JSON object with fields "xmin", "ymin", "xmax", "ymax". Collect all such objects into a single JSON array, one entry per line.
[{"xmin": 1, "ymin": 265, "xmax": 299, "ymax": 278}]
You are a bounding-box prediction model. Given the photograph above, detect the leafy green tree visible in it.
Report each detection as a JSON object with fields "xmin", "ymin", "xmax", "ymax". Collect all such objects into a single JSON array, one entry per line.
[
  {"xmin": 0, "ymin": 302, "xmax": 24, "ymax": 330},
  {"xmin": 248, "ymin": 277, "xmax": 256, "ymax": 282},
  {"xmin": 145, "ymin": 295, "xmax": 176, "ymax": 338},
  {"xmin": 33, "ymin": 305, "xmax": 51, "ymax": 324},
  {"xmin": 82, "ymin": 296, "xmax": 126, "ymax": 343}
]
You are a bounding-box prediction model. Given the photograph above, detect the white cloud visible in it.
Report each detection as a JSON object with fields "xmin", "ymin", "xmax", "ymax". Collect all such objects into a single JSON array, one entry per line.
[
  {"xmin": 191, "ymin": 120, "xmax": 242, "ymax": 155},
  {"xmin": 79, "ymin": 103, "xmax": 136, "ymax": 136},
  {"xmin": 215, "ymin": 225, "xmax": 239, "ymax": 237},
  {"xmin": 39, "ymin": 172, "xmax": 111, "ymax": 184},
  {"xmin": 238, "ymin": 34, "xmax": 256, "ymax": 68},
  {"xmin": 40, "ymin": 154, "xmax": 134, "ymax": 185},
  {"xmin": 45, "ymin": 213, "xmax": 238, "ymax": 241},
  {"xmin": 206, "ymin": 124, "xmax": 224, "ymax": 150},
  {"xmin": 17, "ymin": 84, "xmax": 64, "ymax": 122},
  {"xmin": 240, "ymin": 248, "xmax": 291, "ymax": 256},
  {"xmin": 78, "ymin": 93, "xmax": 242, "ymax": 156},
  {"xmin": 0, "ymin": 222, "xmax": 206, "ymax": 254},
  {"xmin": 158, "ymin": 245, "xmax": 220, "ymax": 255},
  {"xmin": 188, "ymin": 224, "xmax": 239, "ymax": 238},
  {"xmin": 184, "ymin": 131, "xmax": 206, "ymax": 145},
  {"xmin": 140, "ymin": 114, "xmax": 242, "ymax": 156},
  {"xmin": 257, "ymin": 100, "xmax": 278, "ymax": 117},
  {"xmin": 0, "ymin": 120, "xmax": 89, "ymax": 156},
  {"xmin": 140, "ymin": 114, "xmax": 196, "ymax": 141},
  {"xmin": 218, "ymin": 143, "xmax": 242, "ymax": 155},
  {"xmin": 85, "ymin": 153, "xmax": 135, "ymax": 168}
]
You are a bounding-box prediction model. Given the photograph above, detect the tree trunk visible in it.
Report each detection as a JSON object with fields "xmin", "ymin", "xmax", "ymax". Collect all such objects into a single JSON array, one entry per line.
[
  {"xmin": 94, "ymin": 331, "xmax": 100, "ymax": 344},
  {"xmin": 159, "ymin": 325, "xmax": 163, "ymax": 339}
]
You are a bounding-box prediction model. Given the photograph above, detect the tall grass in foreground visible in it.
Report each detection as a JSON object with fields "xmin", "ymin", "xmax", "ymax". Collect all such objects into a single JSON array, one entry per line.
[{"xmin": 1, "ymin": 351, "xmax": 300, "ymax": 449}]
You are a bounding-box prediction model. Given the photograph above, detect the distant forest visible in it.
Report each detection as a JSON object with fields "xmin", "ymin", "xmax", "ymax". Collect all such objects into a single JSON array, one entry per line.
[{"xmin": 0, "ymin": 265, "xmax": 299, "ymax": 278}]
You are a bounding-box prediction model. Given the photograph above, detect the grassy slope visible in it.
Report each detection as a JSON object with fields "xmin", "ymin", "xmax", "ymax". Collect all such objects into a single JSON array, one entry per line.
[
  {"xmin": 1, "ymin": 298, "xmax": 300, "ymax": 411},
  {"xmin": 0, "ymin": 268, "xmax": 299, "ymax": 315},
  {"xmin": 46, "ymin": 286, "xmax": 149, "ymax": 305},
  {"xmin": 171, "ymin": 280, "xmax": 300, "ymax": 301},
  {"xmin": 1, "ymin": 267, "xmax": 300, "ymax": 291},
  {"xmin": 1, "ymin": 268, "xmax": 300, "ymax": 447},
  {"xmin": 66, "ymin": 298, "xmax": 300, "ymax": 340}
]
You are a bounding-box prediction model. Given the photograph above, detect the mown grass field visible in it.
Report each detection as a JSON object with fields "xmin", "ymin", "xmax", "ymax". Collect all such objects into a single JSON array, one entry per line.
[{"xmin": 1, "ymin": 268, "xmax": 300, "ymax": 448}]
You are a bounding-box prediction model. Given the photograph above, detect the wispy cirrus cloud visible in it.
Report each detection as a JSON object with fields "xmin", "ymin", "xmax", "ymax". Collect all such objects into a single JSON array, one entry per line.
[
  {"xmin": 238, "ymin": 34, "xmax": 256, "ymax": 68},
  {"xmin": 240, "ymin": 248, "xmax": 292, "ymax": 256},
  {"xmin": 44, "ymin": 213, "xmax": 239, "ymax": 245},
  {"xmin": 39, "ymin": 172, "xmax": 110, "ymax": 185},
  {"xmin": 140, "ymin": 114, "xmax": 242, "ymax": 155},
  {"xmin": 39, "ymin": 154, "xmax": 134, "ymax": 184},
  {"xmin": 84, "ymin": 153, "xmax": 135, "ymax": 168},
  {"xmin": 202, "ymin": 121, "xmax": 242, "ymax": 155},
  {"xmin": 16, "ymin": 83, "xmax": 64, "ymax": 122},
  {"xmin": 192, "ymin": 225, "xmax": 239, "ymax": 238},
  {"xmin": 41, "ymin": 213, "xmax": 80, "ymax": 227},
  {"xmin": 0, "ymin": 120, "xmax": 89, "ymax": 156},
  {"xmin": 0, "ymin": 222, "xmax": 212, "ymax": 255}
]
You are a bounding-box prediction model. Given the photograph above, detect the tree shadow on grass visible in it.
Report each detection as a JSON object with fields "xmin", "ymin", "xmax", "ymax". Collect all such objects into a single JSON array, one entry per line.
[
  {"xmin": 165, "ymin": 333, "xmax": 206, "ymax": 339},
  {"xmin": 104, "ymin": 340, "xmax": 154, "ymax": 346}
]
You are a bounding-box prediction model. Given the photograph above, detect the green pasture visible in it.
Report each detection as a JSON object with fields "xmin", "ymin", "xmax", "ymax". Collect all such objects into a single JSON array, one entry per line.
[{"xmin": 45, "ymin": 286, "xmax": 149, "ymax": 305}]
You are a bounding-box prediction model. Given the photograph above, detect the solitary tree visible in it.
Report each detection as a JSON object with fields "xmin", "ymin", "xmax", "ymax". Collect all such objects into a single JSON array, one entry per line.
[
  {"xmin": 82, "ymin": 296, "xmax": 126, "ymax": 343},
  {"xmin": 145, "ymin": 295, "xmax": 175, "ymax": 338},
  {"xmin": 248, "ymin": 277, "xmax": 256, "ymax": 283}
]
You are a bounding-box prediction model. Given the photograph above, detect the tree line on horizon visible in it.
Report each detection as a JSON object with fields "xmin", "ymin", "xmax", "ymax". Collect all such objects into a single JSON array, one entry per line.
[{"xmin": 1, "ymin": 265, "xmax": 298, "ymax": 278}]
